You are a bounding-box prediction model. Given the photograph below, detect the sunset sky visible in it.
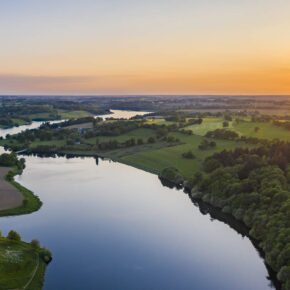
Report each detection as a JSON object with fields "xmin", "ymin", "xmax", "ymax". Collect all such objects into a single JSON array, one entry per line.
[{"xmin": 0, "ymin": 0, "xmax": 290, "ymax": 95}]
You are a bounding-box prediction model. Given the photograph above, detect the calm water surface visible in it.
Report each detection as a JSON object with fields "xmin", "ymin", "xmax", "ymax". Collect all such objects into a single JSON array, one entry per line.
[
  {"xmin": 0, "ymin": 110, "xmax": 274, "ymax": 290},
  {"xmin": 0, "ymin": 156, "xmax": 273, "ymax": 290},
  {"xmin": 0, "ymin": 110, "xmax": 150, "ymax": 139}
]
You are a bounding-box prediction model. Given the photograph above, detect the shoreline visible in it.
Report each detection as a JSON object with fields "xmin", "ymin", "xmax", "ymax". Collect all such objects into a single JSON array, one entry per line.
[
  {"xmin": 0, "ymin": 166, "xmax": 42, "ymax": 217},
  {"xmin": 0, "ymin": 167, "xmax": 23, "ymax": 210},
  {"xmin": 16, "ymin": 149, "xmax": 281, "ymax": 289}
]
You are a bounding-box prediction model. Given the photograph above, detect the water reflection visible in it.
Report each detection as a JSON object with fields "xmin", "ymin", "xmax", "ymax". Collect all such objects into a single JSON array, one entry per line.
[{"xmin": 0, "ymin": 155, "xmax": 275, "ymax": 290}]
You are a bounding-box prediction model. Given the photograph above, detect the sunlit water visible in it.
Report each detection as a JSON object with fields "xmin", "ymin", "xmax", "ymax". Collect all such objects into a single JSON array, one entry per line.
[{"xmin": 0, "ymin": 110, "xmax": 274, "ymax": 290}]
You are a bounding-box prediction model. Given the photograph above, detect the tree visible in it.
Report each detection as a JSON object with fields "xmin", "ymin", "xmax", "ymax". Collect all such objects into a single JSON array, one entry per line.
[
  {"xmin": 159, "ymin": 167, "xmax": 183, "ymax": 185},
  {"xmin": 182, "ymin": 150, "xmax": 195, "ymax": 159},
  {"xmin": 7, "ymin": 230, "xmax": 21, "ymax": 241},
  {"xmin": 223, "ymin": 121, "xmax": 229, "ymax": 127},
  {"xmin": 255, "ymin": 126, "xmax": 260, "ymax": 133},
  {"xmin": 31, "ymin": 239, "xmax": 41, "ymax": 248},
  {"xmin": 148, "ymin": 136, "xmax": 156, "ymax": 143},
  {"xmin": 41, "ymin": 247, "xmax": 52, "ymax": 263}
]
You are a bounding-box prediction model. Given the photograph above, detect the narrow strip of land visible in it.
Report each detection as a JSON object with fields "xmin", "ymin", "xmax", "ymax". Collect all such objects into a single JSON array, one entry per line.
[{"xmin": 0, "ymin": 167, "xmax": 23, "ymax": 210}]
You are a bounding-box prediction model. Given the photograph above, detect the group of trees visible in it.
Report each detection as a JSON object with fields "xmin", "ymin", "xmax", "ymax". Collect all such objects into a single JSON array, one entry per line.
[
  {"xmin": 273, "ymin": 120, "xmax": 290, "ymax": 131},
  {"xmin": 179, "ymin": 129, "xmax": 193, "ymax": 135},
  {"xmin": 182, "ymin": 150, "xmax": 195, "ymax": 159},
  {"xmin": 187, "ymin": 118, "xmax": 203, "ymax": 125},
  {"xmin": 94, "ymin": 120, "xmax": 144, "ymax": 137},
  {"xmin": 205, "ymin": 128, "xmax": 239, "ymax": 141},
  {"xmin": 0, "ymin": 153, "xmax": 25, "ymax": 170},
  {"xmin": 159, "ymin": 167, "xmax": 184, "ymax": 186},
  {"xmin": 198, "ymin": 139, "xmax": 216, "ymax": 150},
  {"xmin": 187, "ymin": 142, "xmax": 290, "ymax": 290},
  {"xmin": 2, "ymin": 115, "xmax": 184, "ymax": 154},
  {"xmin": 3, "ymin": 229, "xmax": 52, "ymax": 263}
]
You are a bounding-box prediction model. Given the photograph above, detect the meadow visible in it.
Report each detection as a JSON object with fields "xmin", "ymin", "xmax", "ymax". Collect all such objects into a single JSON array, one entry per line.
[
  {"xmin": 0, "ymin": 239, "xmax": 46, "ymax": 290},
  {"xmin": 121, "ymin": 132, "xmax": 252, "ymax": 179},
  {"xmin": 233, "ymin": 121, "xmax": 290, "ymax": 141}
]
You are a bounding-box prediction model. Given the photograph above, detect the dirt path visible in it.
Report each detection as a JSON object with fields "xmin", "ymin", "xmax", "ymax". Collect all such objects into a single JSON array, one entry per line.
[
  {"xmin": 0, "ymin": 167, "xmax": 22, "ymax": 210},
  {"xmin": 22, "ymin": 252, "xmax": 39, "ymax": 290}
]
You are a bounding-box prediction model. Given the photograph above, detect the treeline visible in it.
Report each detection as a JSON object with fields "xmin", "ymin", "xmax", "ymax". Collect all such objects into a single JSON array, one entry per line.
[
  {"xmin": 0, "ymin": 153, "xmax": 25, "ymax": 170},
  {"xmin": 273, "ymin": 120, "xmax": 290, "ymax": 131},
  {"xmin": 205, "ymin": 129, "xmax": 239, "ymax": 140},
  {"xmin": 94, "ymin": 120, "xmax": 143, "ymax": 137},
  {"xmin": 49, "ymin": 116, "xmax": 98, "ymax": 129},
  {"xmin": 187, "ymin": 142, "xmax": 290, "ymax": 290}
]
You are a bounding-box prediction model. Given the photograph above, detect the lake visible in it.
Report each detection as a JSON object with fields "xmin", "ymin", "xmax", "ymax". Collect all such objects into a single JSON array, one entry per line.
[{"xmin": 0, "ymin": 110, "xmax": 275, "ymax": 290}]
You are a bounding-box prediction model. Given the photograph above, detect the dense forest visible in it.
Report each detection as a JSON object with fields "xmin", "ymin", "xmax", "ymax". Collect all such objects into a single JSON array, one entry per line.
[{"xmin": 183, "ymin": 142, "xmax": 290, "ymax": 289}]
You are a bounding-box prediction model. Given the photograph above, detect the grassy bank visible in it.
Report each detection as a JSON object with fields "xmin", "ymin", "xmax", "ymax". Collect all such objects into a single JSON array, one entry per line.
[
  {"xmin": 0, "ymin": 167, "xmax": 42, "ymax": 217},
  {"xmin": 0, "ymin": 238, "xmax": 50, "ymax": 290}
]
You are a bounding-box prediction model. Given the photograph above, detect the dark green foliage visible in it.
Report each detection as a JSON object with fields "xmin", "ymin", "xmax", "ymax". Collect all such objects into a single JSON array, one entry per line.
[
  {"xmin": 185, "ymin": 172, "xmax": 203, "ymax": 190},
  {"xmin": 198, "ymin": 139, "xmax": 216, "ymax": 150},
  {"xmin": 30, "ymin": 239, "xmax": 41, "ymax": 248},
  {"xmin": 0, "ymin": 153, "xmax": 25, "ymax": 173},
  {"xmin": 205, "ymin": 128, "xmax": 239, "ymax": 140},
  {"xmin": 7, "ymin": 230, "xmax": 21, "ymax": 241},
  {"xmin": 0, "ymin": 153, "xmax": 19, "ymax": 167},
  {"xmin": 223, "ymin": 121, "xmax": 229, "ymax": 127},
  {"xmin": 165, "ymin": 135, "xmax": 179, "ymax": 143},
  {"xmin": 40, "ymin": 247, "xmax": 52, "ymax": 263},
  {"xmin": 147, "ymin": 136, "xmax": 156, "ymax": 143},
  {"xmin": 187, "ymin": 118, "xmax": 203, "ymax": 125},
  {"xmin": 159, "ymin": 167, "xmax": 184, "ymax": 185},
  {"xmin": 195, "ymin": 141, "xmax": 290, "ymax": 289},
  {"xmin": 180, "ymin": 129, "xmax": 193, "ymax": 135},
  {"xmin": 273, "ymin": 120, "xmax": 290, "ymax": 131},
  {"xmin": 165, "ymin": 114, "xmax": 186, "ymax": 123},
  {"xmin": 182, "ymin": 150, "xmax": 195, "ymax": 159},
  {"xmin": 204, "ymin": 158, "xmax": 222, "ymax": 173}
]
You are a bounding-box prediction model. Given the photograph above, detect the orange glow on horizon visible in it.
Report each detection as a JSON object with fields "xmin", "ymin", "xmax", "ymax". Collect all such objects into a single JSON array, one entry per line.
[{"xmin": 0, "ymin": 0, "xmax": 290, "ymax": 95}]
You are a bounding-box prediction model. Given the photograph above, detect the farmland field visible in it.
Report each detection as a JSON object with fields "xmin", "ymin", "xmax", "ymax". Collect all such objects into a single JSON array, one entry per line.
[{"xmin": 233, "ymin": 121, "xmax": 290, "ymax": 141}]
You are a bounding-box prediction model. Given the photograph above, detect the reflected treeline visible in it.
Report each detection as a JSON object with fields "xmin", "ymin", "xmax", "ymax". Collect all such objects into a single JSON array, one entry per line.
[
  {"xmin": 159, "ymin": 178, "xmax": 280, "ymax": 290},
  {"xmin": 17, "ymin": 151, "xmax": 104, "ymax": 166}
]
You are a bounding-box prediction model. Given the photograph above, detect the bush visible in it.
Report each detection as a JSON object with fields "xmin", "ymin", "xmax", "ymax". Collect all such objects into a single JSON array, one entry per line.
[
  {"xmin": 7, "ymin": 230, "xmax": 21, "ymax": 241},
  {"xmin": 198, "ymin": 139, "xmax": 216, "ymax": 150},
  {"xmin": 204, "ymin": 158, "xmax": 222, "ymax": 173},
  {"xmin": 182, "ymin": 150, "xmax": 195, "ymax": 159},
  {"xmin": 147, "ymin": 136, "xmax": 156, "ymax": 143},
  {"xmin": 31, "ymin": 239, "xmax": 41, "ymax": 248},
  {"xmin": 40, "ymin": 247, "xmax": 52, "ymax": 263},
  {"xmin": 159, "ymin": 167, "xmax": 184, "ymax": 185}
]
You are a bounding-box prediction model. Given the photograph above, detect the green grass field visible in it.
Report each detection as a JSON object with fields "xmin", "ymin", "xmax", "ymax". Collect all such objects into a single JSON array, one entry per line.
[
  {"xmin": 86, "ymin": 128, "xmax": 156, "ymax": 144},
  {"xmin": 0, "ymin": 240, "xmax": 45, "ymax": 290},
  {"xmin": 57, "ymin": 110, "xmax": 93, "ymax": 119},
  {"xmin": 146, "ymin": 118, "xmax": 177, "ymax": 126},
  {"xmin": 121, "ymin": 132, "xmax": 252, "ymax": 179},
  {"xmin": 183, "ymin": 118, "xmax": 232, "ymax": 136},
  {"xmin": 233, "ymin": 121, "xmax": 290, "ymax": 141}
]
